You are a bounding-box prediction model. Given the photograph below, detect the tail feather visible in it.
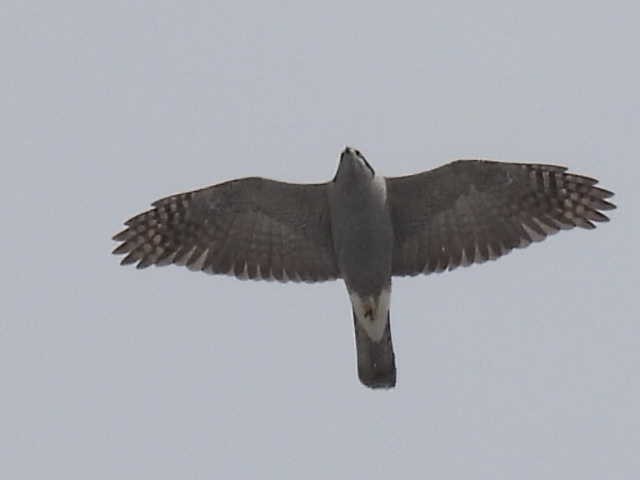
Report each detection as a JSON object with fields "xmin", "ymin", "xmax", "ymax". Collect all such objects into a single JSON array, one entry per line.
[{"xmin": 353, "ymin": 310, "xmax": 396, "ymax": 389}]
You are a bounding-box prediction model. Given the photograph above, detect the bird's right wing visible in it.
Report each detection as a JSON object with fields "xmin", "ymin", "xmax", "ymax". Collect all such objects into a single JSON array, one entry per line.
[
  {"xmin": 386, "ymin": 160, "xmax": 615, "ymax": 276},
  {"xmin": 113, "ymin": 177, "xmax": 339, "ymax": 282}
]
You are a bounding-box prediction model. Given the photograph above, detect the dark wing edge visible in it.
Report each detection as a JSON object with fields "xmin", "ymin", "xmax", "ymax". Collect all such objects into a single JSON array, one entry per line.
[
  {"xmin": 387, "ymin": 160, "xmax": 616, "ymax": 276},
  {"xmin": 112, "ymin": 177, "xmax": 339, "ymax": 283}
]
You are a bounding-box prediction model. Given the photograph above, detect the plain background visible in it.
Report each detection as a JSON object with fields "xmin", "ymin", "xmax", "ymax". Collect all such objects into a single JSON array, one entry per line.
[{"xmin": 1, "ymin": 2, "xmax": 638, "ymax": 478}]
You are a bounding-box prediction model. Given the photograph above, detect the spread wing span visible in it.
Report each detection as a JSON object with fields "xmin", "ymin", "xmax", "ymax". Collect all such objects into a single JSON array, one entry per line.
[
  {"xmin": 113, "ymin": 178, "xmax": 339, "ymax": 282},
  {"xmin": 386, "ymin": 160, "xmax": 615, "ymax": 276}
]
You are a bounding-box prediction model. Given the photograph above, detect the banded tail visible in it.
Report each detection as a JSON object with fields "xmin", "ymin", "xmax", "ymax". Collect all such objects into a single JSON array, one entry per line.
[{"xmin": 353, "ymin": 310, "xmax": 396, "ymax": 389}]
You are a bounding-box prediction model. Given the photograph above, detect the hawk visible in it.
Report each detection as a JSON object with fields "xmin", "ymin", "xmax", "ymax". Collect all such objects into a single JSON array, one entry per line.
[{"xmin": 113, "ymin": 147, "xmax": 615, "ymax": 389}]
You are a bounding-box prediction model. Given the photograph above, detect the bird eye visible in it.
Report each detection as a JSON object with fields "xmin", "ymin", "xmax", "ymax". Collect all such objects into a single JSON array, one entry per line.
[{"xmin": 355, "ymin": 150, "xmax": 362, "ymax": 157}]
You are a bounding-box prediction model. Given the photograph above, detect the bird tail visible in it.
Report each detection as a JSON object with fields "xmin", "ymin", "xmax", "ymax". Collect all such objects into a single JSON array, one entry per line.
[{"xmin": 353, "ymin": 310, "xmax": 396, "ymax": 389}]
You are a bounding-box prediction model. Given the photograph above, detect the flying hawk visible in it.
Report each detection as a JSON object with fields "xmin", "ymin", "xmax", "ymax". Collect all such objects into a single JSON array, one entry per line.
[{"xmin": 113, "ymin": 147, "xmax": 615, "ymax": 389}]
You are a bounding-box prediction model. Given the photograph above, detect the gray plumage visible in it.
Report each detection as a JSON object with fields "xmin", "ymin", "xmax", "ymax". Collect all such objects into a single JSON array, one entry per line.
[{"xmin": 113, "ymin": 147, "xmax": 615, "ymax": 389}]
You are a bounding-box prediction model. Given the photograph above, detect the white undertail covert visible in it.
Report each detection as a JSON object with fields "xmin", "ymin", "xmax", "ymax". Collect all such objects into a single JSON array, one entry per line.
[{"xmin": 349, "ymin": 287, "xmax": 391, "ymax": 342}]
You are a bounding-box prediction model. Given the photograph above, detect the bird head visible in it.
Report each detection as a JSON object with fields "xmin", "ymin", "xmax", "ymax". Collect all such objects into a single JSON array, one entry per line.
[{"xmin": 335, "ymin": 147, "xmax": 375, "ymax": 182}]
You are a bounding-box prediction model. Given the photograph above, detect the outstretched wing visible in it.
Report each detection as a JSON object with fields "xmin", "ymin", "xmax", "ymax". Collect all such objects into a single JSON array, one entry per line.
[
  {"xmin": 387, "ymin": 160, "xmax": 615, "ymax": 276},
  {"xmin": 113, "ymin": 177, "xmax": 339, "ymax": 282}
]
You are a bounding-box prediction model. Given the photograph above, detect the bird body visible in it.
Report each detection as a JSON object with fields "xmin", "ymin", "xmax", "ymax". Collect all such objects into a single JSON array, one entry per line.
[
  {"xmin": 329, "ymin": 149, "xmax": 395, "ymax": 387},
  {"xmin": 113, "ymin": 147, "xmax": 615, "ymax": 389}
]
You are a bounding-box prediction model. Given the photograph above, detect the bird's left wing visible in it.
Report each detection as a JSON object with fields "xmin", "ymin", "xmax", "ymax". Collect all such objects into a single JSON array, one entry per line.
[
  {"xmin": 386, "ymin": 160, "xmax": 615, "ymax": 276},
  {"xmin": 113, "ymin": 177, "xmax": 339, "ymax": 282}
]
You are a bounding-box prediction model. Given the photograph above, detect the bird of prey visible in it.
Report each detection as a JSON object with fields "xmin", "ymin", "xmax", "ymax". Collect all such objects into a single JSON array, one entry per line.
[{"xmin": 113, "ymin": 147, "xmax": 615, "ymax": 389}]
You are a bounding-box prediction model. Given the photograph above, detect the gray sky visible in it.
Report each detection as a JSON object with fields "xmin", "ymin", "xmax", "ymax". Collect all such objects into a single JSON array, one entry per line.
[{"xmin": 1, "ymin": 1, "xmax": 638, "ymax": 478}]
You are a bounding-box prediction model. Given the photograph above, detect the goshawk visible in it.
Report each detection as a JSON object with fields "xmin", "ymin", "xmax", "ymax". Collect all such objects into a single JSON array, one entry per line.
[{"xmin": 113, "ymin": 147, "xmax": 615, "ymax": 389}]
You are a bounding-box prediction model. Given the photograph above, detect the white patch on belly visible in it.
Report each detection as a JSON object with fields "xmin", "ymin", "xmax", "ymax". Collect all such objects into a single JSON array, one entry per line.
[{"xmin": 349, "ymin": 287, "xmax": 391, "ymax": 342}]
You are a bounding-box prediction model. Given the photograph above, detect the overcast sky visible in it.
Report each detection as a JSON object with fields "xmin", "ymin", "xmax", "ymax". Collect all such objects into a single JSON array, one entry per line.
[{"xmin": 1, "ymin": 1, "xmax": 638, "ymax": 479}]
